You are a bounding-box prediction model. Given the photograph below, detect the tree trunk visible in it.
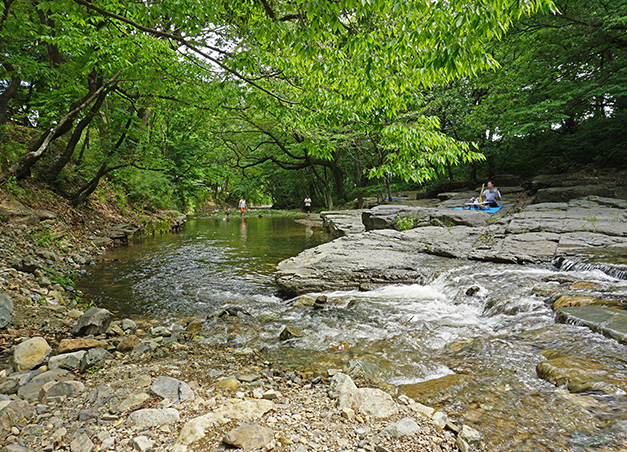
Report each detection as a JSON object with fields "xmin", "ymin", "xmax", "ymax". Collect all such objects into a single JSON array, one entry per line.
[
  {"xmin": 386, "ymin": 175, "xmax": 392, "ymax": 202},
  {"xmin": 0, "ymin": 63, "xmax": 20, "ymax": 126},
  {"xmin": 48, "ymin": 89, "xmax": 108, "ymax": 183},
  {"xmin": 324, "ymin": 181, "xmax": 333, "ymax": 210},
  {"xmin": 331, "ymin": 160, "xmax": 346, "ymax": 202},
  {"xmin": 76, "ymin": 128, "xmax": 89, "ymax": 165},
  {"xmin": 0, "ymin": 70, "xmax": 121, "ymax": 185},
  {"xmin": 486, "ymin": 155, "xmax": 495, "ymax": 179},
  {"xmin": 72, "ymin": 164, "xmax": 107, "ymax": 206}
]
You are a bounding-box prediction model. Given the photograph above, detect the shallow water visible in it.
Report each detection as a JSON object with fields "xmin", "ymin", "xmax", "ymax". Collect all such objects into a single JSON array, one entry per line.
[{"xmin": 78, "ymin": 214, "xmax": 627, "ymax": 451}]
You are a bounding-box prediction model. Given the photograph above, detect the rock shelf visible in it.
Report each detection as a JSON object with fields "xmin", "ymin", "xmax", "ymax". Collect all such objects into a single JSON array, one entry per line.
[{"xmin": 277, "ymin": 196, "xmax": 627, "ymax": 296}]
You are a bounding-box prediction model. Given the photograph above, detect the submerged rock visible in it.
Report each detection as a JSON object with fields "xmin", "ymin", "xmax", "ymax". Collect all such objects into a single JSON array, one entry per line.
[
  {"xmin": 279, "ymin": 326, "xmax": 303, "ymax": 341},
  {"xmin": 536, "ymin": 355, "xmax": 625, "ymax": 394},
  {"xmin": 552, "ymin": 295, "xmax": 598, "ymax": 310},
  {"xmin": 344, "ymin": 359, "xmax": 386, "ymax": 384},
  {"xmin": 555, "ymin": 305, "xmax": 627, "ymax": 345},
  {"xmin": 219, "ymin": 307, "xmax": 251, "ymax": 318}
]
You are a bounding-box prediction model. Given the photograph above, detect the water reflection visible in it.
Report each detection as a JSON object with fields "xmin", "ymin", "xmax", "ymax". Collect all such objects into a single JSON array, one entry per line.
[
  {"xmin": 78, "ymin": 216, "xmax": 332, "ymax": 318},
  {"xmin": 239, "ymin": 218, "xmax": 247, "ymax": 244}
]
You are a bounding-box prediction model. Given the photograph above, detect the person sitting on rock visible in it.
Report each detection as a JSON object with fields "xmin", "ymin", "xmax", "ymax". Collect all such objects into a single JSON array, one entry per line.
[{"xmin": 481, "ymin": 181, "xmax": 501, "ymax": 207}]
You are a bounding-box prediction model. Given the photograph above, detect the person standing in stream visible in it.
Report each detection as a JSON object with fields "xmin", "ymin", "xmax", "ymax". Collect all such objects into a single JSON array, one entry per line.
[
  {"xmin": 238, "ymin": 196, "xmax": 247, "ymax": 217},
  {"xmin": 481, "ymin": 181, "xmax": 501, "ymax": 207}
]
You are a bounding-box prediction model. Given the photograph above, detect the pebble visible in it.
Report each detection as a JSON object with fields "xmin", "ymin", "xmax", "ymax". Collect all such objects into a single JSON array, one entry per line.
[
  {"xmin": 129, "ymin": 407, "xmax": 180, "ymax": 428},
  {"xmin": 70, "ymin": 433, "xmax": 94, "ymax": 452},
  {"xmin": 131, "ymin": 435, "xmax": 155, "ymax": 451},
  {"xmin": 101, "ymin": 437, "xmax": 116, "ymax": 449},
  {"xmin": 214, "ymin": 377, "xmax": 239, "ymax": 391}
]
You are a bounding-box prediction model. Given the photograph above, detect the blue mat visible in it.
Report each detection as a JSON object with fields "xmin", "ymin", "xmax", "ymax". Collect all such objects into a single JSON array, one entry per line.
[{"xmin": 454, "ymin": 205, "xmax": 503, "ymax": 214}]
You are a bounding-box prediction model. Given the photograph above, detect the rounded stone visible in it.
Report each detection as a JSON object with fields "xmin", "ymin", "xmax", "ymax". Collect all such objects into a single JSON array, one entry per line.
[
  {"xmin": 13, "ymin": 337, "xmax": 52, "ymax": 372},
  {"xmin": 223, "ymin": 423, "xmax": 274, "ymax": 449},
  {"xmin": 214, "ymin": 378, "xmax": 239, "ymax": 391}
]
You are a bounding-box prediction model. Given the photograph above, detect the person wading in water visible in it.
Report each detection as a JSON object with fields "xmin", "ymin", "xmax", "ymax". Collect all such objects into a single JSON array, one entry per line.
[{"xmin": 238, "ymin": 197, "xmax": 247, "ymax": 217}]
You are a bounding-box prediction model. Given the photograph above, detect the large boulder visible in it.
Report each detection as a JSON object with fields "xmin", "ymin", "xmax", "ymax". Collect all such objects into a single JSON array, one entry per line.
[
  {"xmin": 13, "ymin": 337, "xmax": 52, "ymax": 372},
  {"xmin": 71, "ymin": 307, "xmax": 113, "ymax": 336},
  {"xmin": 277, "ymin": 197, "xmax": 627, "ymax": 296},
  {"xmin": 533, "ymin": 185, "xmax": 614, "ymax": 204},
  {"xmin": 362, "ymin": 205, "xmax": 431, "ymax": 231},
  {"xmin": 276, "ymin": 229, "xmax": 464, "ymax": 296},
  {"xmin": 320, "ymin": 210, "xmax": 366, "ymax": 237}
]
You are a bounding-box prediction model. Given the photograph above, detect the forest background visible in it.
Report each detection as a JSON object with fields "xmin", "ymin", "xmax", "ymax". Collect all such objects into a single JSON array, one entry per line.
[{"xmin": 0, "ymin": 0, "xmax": 625, "ymax": 213}]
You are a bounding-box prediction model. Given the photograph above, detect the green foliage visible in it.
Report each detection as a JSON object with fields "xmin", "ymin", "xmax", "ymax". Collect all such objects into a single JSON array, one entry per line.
[
  {"xmin": 43, "ymin": 268, "xmax": 75, "ymax": 288},
  {"xmin": 120, "ymin": 169, "xmax": 176, "ymax": 212},
  {"xmin": 396, "ymin": 214, "xmax": 415, "ymax": 231},
  {"xmin": 29, "ymin": 228, "xmax": 62, "ymax": 247},
  {"xmin": 0, "ymin": 0, "xmax": 559, "ymax": 209},
  {"xmin": 423, "ymin": 0, "xmax": 627, "ymax": 177}
]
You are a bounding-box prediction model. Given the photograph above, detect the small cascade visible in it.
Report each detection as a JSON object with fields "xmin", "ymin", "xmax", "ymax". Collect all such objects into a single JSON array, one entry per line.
[{"xmin": 553, "ymin": 256, "xmax": 627, "ymax": 280}]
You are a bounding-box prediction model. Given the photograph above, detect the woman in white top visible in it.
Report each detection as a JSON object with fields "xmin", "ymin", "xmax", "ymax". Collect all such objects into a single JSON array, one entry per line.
[{"xmin": 481, "ymin": 181, "xmax": 501, "ymax": 207}]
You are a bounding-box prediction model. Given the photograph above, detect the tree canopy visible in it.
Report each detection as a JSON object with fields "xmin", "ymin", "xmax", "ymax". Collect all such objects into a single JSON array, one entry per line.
[{"xmin": 7, "ymin": 0, "xmax": 602, "ymax": 211}]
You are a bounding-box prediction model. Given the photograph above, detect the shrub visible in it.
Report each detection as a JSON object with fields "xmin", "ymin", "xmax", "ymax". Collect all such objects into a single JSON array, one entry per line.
[{"xmin": 396, "ymin": 214, "xmax": 414, "ymax": 231}]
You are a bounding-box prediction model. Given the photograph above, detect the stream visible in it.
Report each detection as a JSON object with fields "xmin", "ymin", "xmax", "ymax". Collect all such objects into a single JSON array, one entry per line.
[{"xmin": 77, "ymin": 214, "xmax": 627, "ymax": 451}]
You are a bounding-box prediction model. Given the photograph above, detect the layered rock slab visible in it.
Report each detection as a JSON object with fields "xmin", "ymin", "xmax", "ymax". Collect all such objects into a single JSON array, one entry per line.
[{"xmin": 276, "ymin": 229, "xmax": 469, "ymax": 296}]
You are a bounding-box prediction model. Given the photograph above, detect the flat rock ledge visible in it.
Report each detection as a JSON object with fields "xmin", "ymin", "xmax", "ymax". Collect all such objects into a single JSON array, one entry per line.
[{"xmin": 276, "ymin": 196, "xmax": 627, "ymax": 296}]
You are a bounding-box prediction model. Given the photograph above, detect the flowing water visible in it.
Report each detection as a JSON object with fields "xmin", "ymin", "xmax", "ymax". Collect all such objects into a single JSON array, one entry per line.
[{"xmin": 78, "ymin": 214, "xmax": 627, "ymax": 451}]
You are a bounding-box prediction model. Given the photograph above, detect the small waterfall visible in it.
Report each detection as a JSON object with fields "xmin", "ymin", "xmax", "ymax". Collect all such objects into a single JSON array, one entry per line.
[{"xmin": 553, "ymin": 256, "xmax": 627, "ymax": 280}]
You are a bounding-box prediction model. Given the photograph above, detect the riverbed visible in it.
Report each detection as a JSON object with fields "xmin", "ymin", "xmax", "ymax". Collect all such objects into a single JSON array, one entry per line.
[{"xmin": 78, "ymin": 214, "xmax": 627, "ymax": 451}]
